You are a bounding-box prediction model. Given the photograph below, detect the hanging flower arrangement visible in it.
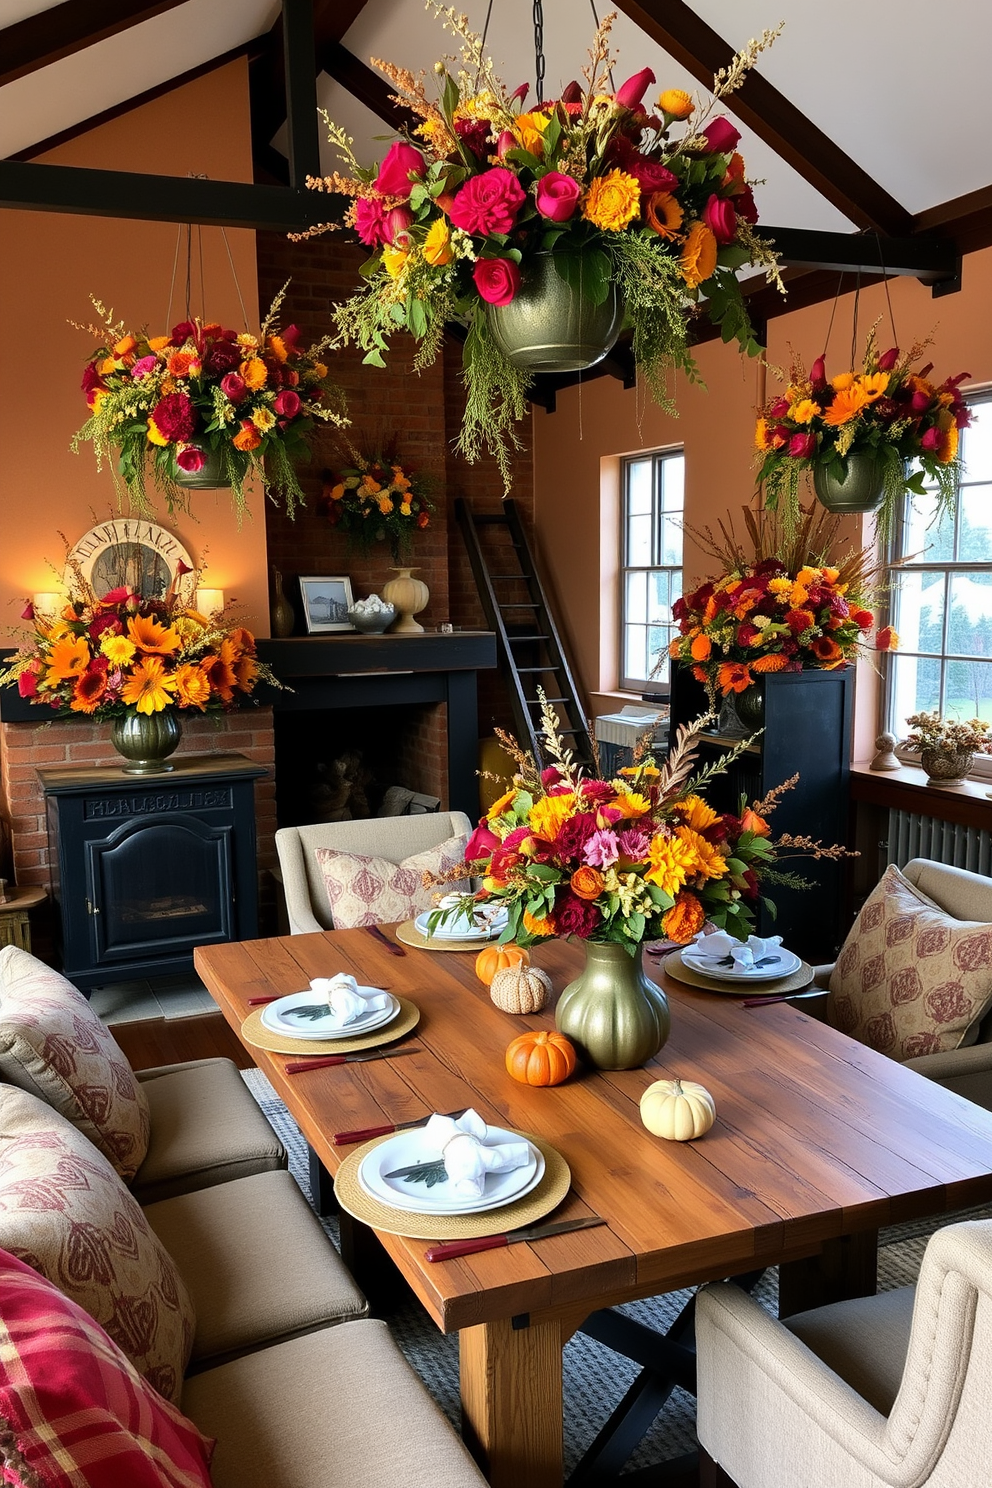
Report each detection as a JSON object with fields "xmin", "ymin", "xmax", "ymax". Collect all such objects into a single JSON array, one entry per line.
[
  {"xmin": 668, "ymin": 503, "xmax": 897, "ymax": 705},
  {"xmin": 320, "ymin": 438, "xmax": 434, "ymax": 559},
  {"xmin": 71, "ymin": 283, "xmax": 349, "ymax": 520},
  {"xmin": 755, "ymin": 331, "xmax": 971, "ymax": 535},
  {"xmin": 294, "ymin": 5, "xmax": 783, "ymax": 487}
]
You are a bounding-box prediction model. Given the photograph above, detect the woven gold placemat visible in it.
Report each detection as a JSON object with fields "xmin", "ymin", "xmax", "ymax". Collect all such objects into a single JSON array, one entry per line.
[
  {"xmin": 240, "ymin": 998, "xmax": 420, "ymax": 1056},
  {"xmin": 334, "ymin": 1134, "xmax": 571, "ymax": 1240},
  {"xmin": 395, "ymin": 919, "xmax": 495, "ymax": 953},
  {"xmin": 662, "ymin": 950, "xmax": 813, "ymax": 997}
]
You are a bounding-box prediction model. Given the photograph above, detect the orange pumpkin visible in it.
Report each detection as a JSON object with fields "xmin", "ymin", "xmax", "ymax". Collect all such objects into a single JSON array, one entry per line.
[
  {"xmin": 475, "ymin": 943, "xmax": 529, "ymax": 986},
  {"xmin": 505, "ymin": 1030, "xmax": 577, "ymax": 1087}
]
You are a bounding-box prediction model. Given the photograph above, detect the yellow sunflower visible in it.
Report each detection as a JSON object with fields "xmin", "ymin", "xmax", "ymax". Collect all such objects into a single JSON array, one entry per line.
[
  {"xmin": 127, "ymin": 613, "xmax": 181, "ymax": 655},
  {"xmin": 120, "ymin": 656, "xmax": 177, "ymax": 714},
  {"xmin": 643, "ymin": 831, "xmax": 698, "ymax": 897},
  {"xmin": 676, "ymin": 825, "xmax": 728, "ymax": 882}
]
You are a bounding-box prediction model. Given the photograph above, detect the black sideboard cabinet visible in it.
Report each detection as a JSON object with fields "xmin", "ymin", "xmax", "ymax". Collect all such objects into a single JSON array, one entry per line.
[
  {"xmin": 670, "ymin": 667, "xmax": 854, "ymax": 964},
  {"xmin": 38, "ymin": 754, "xmax": 267, "ymax": 991}
]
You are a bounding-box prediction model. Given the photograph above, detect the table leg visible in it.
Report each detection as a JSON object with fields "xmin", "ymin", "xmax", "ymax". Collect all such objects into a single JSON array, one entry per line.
[
  {"xmin": 460, "ymin": 1314, "xmax": 564, "ymax": 1488},
  {"xmin": 778, "ymin": 1231, "xmax": 878, "ymax": 1319}
]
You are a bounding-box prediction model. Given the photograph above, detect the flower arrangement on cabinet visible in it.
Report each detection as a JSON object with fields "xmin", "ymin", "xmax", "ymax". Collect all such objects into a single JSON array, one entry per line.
[
  {"xmin": 72, "ymin": 283, "xmax": 348, "ymax": 519},
  {"xmin": 668, "ymin": 503, "xmax": 898, "ymax": 704},
  {"xmin": 294, "ymin": 4, "xmax": 783, "ymax": 486},
  {"xmin": 755, "ymin": 332, "xmax": 971, "ymax": 534},
  {"xmin": 0, "ymin": 562, "xmax": 279, "ymax": 718},
  {"xmin": 321, "ymin": 439, "xmax": 434, "ymax": 558},
  {"xmin": 426, "ymin": 693, "xmax": 850, "ymax": 949}
]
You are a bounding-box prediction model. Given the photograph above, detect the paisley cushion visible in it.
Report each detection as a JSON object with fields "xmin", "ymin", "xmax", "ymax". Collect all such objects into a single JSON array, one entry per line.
[
  {"xmin": 315, "ymin": 834, "xmax": 469, "ymax": 929},
  {"xmin": 0, "ymin": 1087, "xmax": 195, "ymax": 1404},
  {"xmin": 828, "ymin": 864, "xmax": 992, "ymax": 1060},
  {"xmin": 0, "ymin": 945, "xmax": 150, "ymax": 1181}
]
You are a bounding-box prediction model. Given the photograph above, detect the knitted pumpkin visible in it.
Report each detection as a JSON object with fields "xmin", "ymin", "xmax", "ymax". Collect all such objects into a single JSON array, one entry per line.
[
  {"xmin": 475, "ymin": 943, "xmax": 529, "ymax": 986},
  {"xmin": 490, "ymin": 964, "xmax": 552, "ymax": 1015},
  {"xmin": 505, "ymin": 1030, "xmax": 576, "ymax": 1087}
]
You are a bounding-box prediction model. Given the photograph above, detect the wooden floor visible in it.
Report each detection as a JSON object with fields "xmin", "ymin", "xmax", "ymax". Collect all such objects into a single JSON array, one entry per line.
[{"xmin": 109, "ymin": 1011, "xmax": 255, "ymax": 1071}]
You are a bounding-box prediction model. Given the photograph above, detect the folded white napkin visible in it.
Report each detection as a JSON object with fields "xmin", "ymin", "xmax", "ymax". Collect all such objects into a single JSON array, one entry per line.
[
  {"xmin": 436, "ymin": 895, "xmax": 508, "ymax": 934},
  {"xmin": 421, "ymin": 1108, "xmax": 530, "ymax": 1199},
  {"xmin": 690, "ymin": 931, "xmax": 783, "ymax": 968},
  {"xmin": 303, "ymin": 973, "xmax": 390, "ymax": 1026}
]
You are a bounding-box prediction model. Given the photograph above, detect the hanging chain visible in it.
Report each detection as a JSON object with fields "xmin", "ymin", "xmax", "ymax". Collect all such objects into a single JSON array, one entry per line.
[
  {"xmin": 533, "ymin": 0, "xmax": 546, "ymax": 105},
  {"xmin": 874, "ymin": 231, "xmax": 900, "ymax": 350},
  {"xmin": 474, "ymin": 0, "xmax": 493, "ymax": 91}
]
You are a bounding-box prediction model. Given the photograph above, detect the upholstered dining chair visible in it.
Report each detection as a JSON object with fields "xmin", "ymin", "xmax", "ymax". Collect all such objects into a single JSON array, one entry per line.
[
  {"xmin": 696, "ymin": 1218, "xmax": 992, "ymax": 1488},
  {"xmin": 275, "ymin": 811, "xmax": 473, "ymax": 934}
]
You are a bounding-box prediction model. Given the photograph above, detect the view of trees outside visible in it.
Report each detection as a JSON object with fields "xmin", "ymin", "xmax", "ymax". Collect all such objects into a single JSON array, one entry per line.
[
  {"xmin": 889, "ymin": 395, "xmax": 992, "ymax": 730},
  {"xmin": 622, "ymin": 450, "xmax": 684, "ymax": 690}
]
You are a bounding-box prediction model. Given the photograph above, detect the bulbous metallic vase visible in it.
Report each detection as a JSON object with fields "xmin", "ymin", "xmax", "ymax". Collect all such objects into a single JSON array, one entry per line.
[
  {"xmin": 111, "ymin": 708, "xmax": 183, "ymax": 774},
  {"xmin": 555, "ymin": 940, "xmax": 670, "ymax": 1070},
  {"xmin": 487, "ymin": 253, "xmax": 623, "ymax": 373},
  {"xmin": 812, "ymin": 451, "xmax": 884, "ymax": 514}
]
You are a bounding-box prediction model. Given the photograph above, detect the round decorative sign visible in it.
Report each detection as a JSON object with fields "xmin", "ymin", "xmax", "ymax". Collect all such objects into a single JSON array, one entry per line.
[{"xmin": 65, "ymin": 519, "xmax": 194, "ymax": 601}]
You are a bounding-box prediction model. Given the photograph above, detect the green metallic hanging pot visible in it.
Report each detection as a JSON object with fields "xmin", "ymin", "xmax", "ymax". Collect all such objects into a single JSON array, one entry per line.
[
  {"xmin": 487, "ymin": 252, "xmax": 623, "ymax": 373},
  {"xmin": 111, "ymin": 707, "xmax": 183, "ymax": 774},
  {"xmin": 555, "ymin": 940, "xmax": 670, "ymax": 1071},
  {"xmin": 812, "ymin": 451, "xmax": 884, "ymax": 515},
  {"xmin": 168, "ymin": 445, "xmax": 231, "ymax": 490}
]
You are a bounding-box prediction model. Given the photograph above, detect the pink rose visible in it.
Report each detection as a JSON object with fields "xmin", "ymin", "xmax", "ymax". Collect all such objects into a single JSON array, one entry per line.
[
  {"xmin": 535, "ymin": 171, "xmax": 582, "ymax": 222},
  {"xmin": 374, "ymin": 141, "xmax": 425, "ymax": 199},
  {"xmin": 221, "ymin": 372, "xmax": 247, "ymax": 402},
  {"xmin": 878, "ymin": 346, "xmax": 900, "ymax": 372},
  {"xmin": 449, "ymin": 168, "xmax": 526, "ymax": 236},
  {"xmin": 465, "ymin": 821, "xmax": 500, "ymax": 861},
  {"xmin": 354, "ymin": 195, "xmax": 391, "ymax": 247},
  {"xmin": 920, "ymin": 426, "xmax": 941, "ymax": 450},
  {"xmin": 175, "ymin": 445, "xmax": 207, "ymax": 473},
  {"xmin": 788, "ymin": 432, "xmax": 815, "ymax": 458},
  {"xmin": 130, "ymin": 355, "xmax": 158, "ymax": 379},
  {"xmin": 273, "ymin": 390, "xmax": 302, "ymax": 419},
  {"xmin": 703, "ymin": 193, "xmax": 737, "ymax": 245},
  {"xmin": 473, "ymin": 257, "xmax": 521, "ymax": 306},
  {"xmin": 770, "ymin": 397, "xmax": 790, "ymax": 418},
  {"xmin": 912, "ymin": 390, "xmax": 933, "ymax": 414},
  {"xmin": 615, "ymin": 68, "xmax": 655, "ymax": 110},
  {"xmin": 384, "ymin": 206, "xmax": 413, "ymax": 245},
  {"xmin": 702, "ymin": 117, "xmax": 741, "ymax": 154}
]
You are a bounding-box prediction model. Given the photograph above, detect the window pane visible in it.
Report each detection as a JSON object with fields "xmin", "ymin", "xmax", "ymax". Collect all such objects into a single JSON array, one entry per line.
[
  {"xmin": 944, "ymin": 659, "xmax": 992, "ymax": 723},
  {"xmin": 625, "ymin": 570, "xmax": 647, "ymax": 624},
  {"xmin": 648, "ymin": 570, "xmax": 672, "ymax": 625},
  {"xmin": 958, "ymin": 486, "xmax": 992, "ymax": 561},
  {"xmin": 660, "ymin": 514, "xmax": 682, "ymax": 567},
  {"xmin": 624, "ymin": 625, "xmax": 648, "ymax": 685},
  {"xmin": 627, "ymin": 513, "xmax": 653, "ymax": 566},
  {"xmin": 890, "ymin": 570, "xmax": 945, "ymax": 654},
  {"xmin": 890, "ymin": 653, "xmax": 941, "ymax": 730},
  {"xmin": 659, "ymin": 455, "xmax": 684, "ymax": 512},
  {"xmin": 626, "ymin": 460, "xmax": 653, "ymax": 515},
  {"xmin": 960, "ymin": 401, "xmax": 992, "ymax": 484},
  {"xmin": 947, "ymin": 572, "xmax": 992, "ymax": 658},
  {"xmin": 903, "ymin": 485, "xmax": 954, "ymax": 561},
  {"xmin": 647, "ymin": 625, "xmax": 668, "ymax": 680}
]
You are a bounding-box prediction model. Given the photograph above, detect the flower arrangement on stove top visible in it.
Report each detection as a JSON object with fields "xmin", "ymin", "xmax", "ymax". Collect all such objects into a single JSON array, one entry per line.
[
  {"xmin": 71, "ymin": 283, "xmax": 348, "ymax": 520},
  {"xmin": 294, "ymin": 4, "xmax": 783, "ymax": 487},
  {"xmin": 668, "ymin": 503, "xmax": 897, "ymax": 704},
  {"xmin": 426, "ymin": 693, "xmax": 850, "ymax": 950},
  {"xmin": 321, "ymin": 438, "xmax": 434, "ymax": 558},
  {"xmin": 0, "ymin": 559, "xmax": 279, "ymax": 718}
]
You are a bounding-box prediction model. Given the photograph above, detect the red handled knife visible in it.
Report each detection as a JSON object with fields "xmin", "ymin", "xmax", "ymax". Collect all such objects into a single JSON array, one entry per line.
[
  {"xmin": 333, "ymin": 1108, "xmax": 469, "ymax": 1146},
  {"xmin": 363, "ymin": 924, "xmax": 406, "ymax": 957},
  {"xmin": 284, "ymin": 1047, "xmax": 421, "ymax": 1075},
  {"xmin": 425, "ymin": 1215, "xmax": 606, "ymax": 1262}
]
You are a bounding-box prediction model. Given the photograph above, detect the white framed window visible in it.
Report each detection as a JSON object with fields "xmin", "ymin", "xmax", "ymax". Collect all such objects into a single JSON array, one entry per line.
[
  {"xmin": 620, "ymin": 448, "xmax": 684, "ymax": 692},
  {"xmin": 886, "ymin": 392, "xmax": 992, "ymax": 766}
]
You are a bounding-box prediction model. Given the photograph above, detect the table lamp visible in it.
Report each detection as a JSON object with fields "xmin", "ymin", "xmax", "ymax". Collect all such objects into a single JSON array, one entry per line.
[{"xmin": 195, "ymin": 588, "xmax": 225, "ymax": 617}]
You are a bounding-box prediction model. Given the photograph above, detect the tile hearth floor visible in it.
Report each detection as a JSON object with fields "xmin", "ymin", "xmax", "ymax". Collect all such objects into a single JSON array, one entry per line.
[{"xmin": 89, "ymin": 973, "xmax": 218, "ymax": 1024}]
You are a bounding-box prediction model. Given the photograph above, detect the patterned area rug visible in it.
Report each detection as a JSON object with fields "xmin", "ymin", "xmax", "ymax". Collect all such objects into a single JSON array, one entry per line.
[{"xmin": 241, "ymin": 1068, "xmax": 990, "ymax": 1477}]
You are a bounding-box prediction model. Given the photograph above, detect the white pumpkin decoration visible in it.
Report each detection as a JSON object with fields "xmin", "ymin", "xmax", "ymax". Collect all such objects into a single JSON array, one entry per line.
[{"xmin": 640, "ymin": 1078, "xmax": 716, "ymax": 1141}]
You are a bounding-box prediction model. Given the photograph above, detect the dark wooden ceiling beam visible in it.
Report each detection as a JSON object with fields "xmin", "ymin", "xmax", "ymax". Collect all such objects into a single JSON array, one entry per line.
[
  {"xmin": 914, "ymin": 183, "xmax": 992, "ymax": 258},
  {"xmin": 0, "ymin": 0, "xmax": 188, "ymax": 87},
  {"xmin": 611, "ymin": 0, "xmax": 914, "ymax": 237},
  {"xmin": 761, "ymin": 226, "xmax": 958, "ymax": 285}
]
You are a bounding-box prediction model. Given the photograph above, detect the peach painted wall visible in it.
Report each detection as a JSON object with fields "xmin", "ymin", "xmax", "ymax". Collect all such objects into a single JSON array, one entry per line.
[
  {"xmin": 0, "ymin": 60, "xmax": 269, "ymax": 636},
  {"xmin": 532, "ymin": 246, "xmax": 992, "ymax": 746}
]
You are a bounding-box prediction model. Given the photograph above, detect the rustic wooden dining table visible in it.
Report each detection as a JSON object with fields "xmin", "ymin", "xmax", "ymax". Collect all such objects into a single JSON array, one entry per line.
[{"xmin": 195, "ymin": 927, "xmax": 992, "ymax": 1488}]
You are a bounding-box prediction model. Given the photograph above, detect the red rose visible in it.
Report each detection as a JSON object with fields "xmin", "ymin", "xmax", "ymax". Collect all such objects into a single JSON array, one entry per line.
[
  {"xmin": 473, "ymin": 257, "xmax": 521, "ymax": 306},
  {"xmin": 449, "ymin": 168, "xmax": 526, "ymax": 236},
  {"xmin": 534, "ymin": 171, "xmax": 582, "ymax": 222},
  {"xmin": 202, "ymin": 340, "xmax": 240, "ymax": 376},
  {"xmin": 88, "ymin": 610, "xmax": 121, "ymax": 640},
  {"xmin": 384, "ymin": 206, "xmax": 413, "ymax": 245},
  {"xmin": 787, "ymin": 432, "xmax": 815, "ymax": 458},
  {"xmin": 374, "ymin": 141, "xmax": 425, "ymax": 199},
  {"xmin": 615, "ymin": 68, "xmax": 655, "ymax": 110},
  {"xmin": 465, "ymin": 822, "xmax": 500, "ymax": 861},
  {"xmin": 626, "ymin": 156, "xmax": 678, "ymax": 195},
  {"xmin": 80, "ymin": 363, "xmax": 106, "ymax": 406},
  {"xmin": 875, "ymin": 626, "xmax": 898, "ymax": 652},
  {"xmin": 175, "ymin": 445, "xmax": 207, "ymax": 473},
  {"xmin": 734, "ymin": 183, "xmax": 759, "ymax": 224},
  {"xmin": 702, "ymin": 117, "xmax": 741, "ymax": 154},
  {"xmin": 455, "ymin": 117, "xmax": 493, "ymax": 159},
  {"xmin": 221, "ymin": 372, "xmax": 247, "ymax": 403},
  {"xmin": 169, "ymin": 319, "xmax": 199, "ymax": 347},
  {"xmin": 703, "ymin": 193, "xmax": 737, "ymax": 244},
  {"xmin": 551, "ymin": 891, "xmax": 601, "ymax": 939},
  {"xmin": 18, "ymin": 667, "xmax": 39, "ymax": 699},
  {"xmin": 150, "ymin": 392, "xmax": 196, "ymax": 443},
  {"xmin": 273, "ymin": 390, "xmax": 302, "ymax": 419}
]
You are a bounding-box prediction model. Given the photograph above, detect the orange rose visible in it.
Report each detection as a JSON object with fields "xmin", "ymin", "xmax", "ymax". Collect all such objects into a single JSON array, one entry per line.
[
  {"xmin": 690, "ymin": 633, "xmax": 712, "ymax": 661},
  {"xmin": 739, "ymin": 807, "xmax": 770, "ymax": 838},
  {"xmin": 570, "ymin": 866, "xmax": 605, "ymax": 901},
  {"xmin": 661, "ymin": 891, "xmax": 705, "ymax": 945}
]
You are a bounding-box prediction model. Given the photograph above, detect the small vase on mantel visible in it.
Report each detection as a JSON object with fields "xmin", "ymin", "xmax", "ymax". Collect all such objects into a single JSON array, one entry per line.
[
  {"xmin": 382, "ymin": 567, "xmax": 429, "ymax": 633},
  {"xmin": 270, "ymin": 568, "xmax": 295, "ymax": 637}
]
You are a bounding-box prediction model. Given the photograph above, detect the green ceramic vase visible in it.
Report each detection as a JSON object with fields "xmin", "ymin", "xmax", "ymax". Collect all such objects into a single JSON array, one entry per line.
[
  {"xmin": 555, "ymin": 940, "xmax": 670, "ymax": 1070},
  {"xmin": 111, "ymin": 707, "xmax": 182, "ymax": 774},
  {"xmin": 812, "ymin": 451, "xmax": 884, "ymax": 514},
  {"xmin": 487, "ymin": 253, "xmax": 623, "ymax": 373},
  {"xmin": 169, "ymin": 445, "xmax": 230, "ymax": 490},
  {"xmin": 734, "ymin": 683, "xmax": 764, "ymax": 730}
]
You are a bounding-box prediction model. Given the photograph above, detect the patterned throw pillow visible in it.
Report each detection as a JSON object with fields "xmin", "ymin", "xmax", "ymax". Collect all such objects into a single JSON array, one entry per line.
[
  {"xmin": 828, "ymin": 864, "xmax": 992, "ymax": 1060},
  {"xmin": 0, "ymin": 1087, "xmax": 195, "ymax": 1404},
  {"xmin": 315, "ymin": 833, "xmax": 469, "ymax": 929},
  {"xmin": 0, "ymin": 945, "xmax": 150, "ymax": 1181},
  {"xmin": 0, "ymin": 1249, "xmax": 212, "ymax": 1488}
]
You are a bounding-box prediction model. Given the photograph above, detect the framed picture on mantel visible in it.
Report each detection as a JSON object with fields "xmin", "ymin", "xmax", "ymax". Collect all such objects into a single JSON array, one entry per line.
[{"xmin": 299, "ymin": 576, "xmax": 355, "ymax": 633}]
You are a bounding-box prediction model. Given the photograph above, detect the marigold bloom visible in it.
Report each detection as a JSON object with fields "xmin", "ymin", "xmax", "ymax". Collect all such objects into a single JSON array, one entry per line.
[
  {"xmin": 680, "ymin": 221, "xmax": 718, "ymax": 288},
  {"xmin": 751, "ymin": 652, "xmax": 788, "ymax": 672},
  {"xmin": 644, "ymin": 191, "xmax": 683, "ymax": 239},
  {"xmin": 582, "ymin": 170, "xmax": 641, "ymax": 232},
  {"xmin": 99, "ymin": 634, "xmax": 136, "ymax": 667},
  {"xmin": 754, "ymin": 418, "xmax": 772, "ymax": 452},
  {"xmin": 939, "ymin": 424, "xmax": 959, "ymax": 464},
  {"xmin": 522, "ymin": 908, "xmax": 554, "ymax": 937},
  {"xmin": 690, "ymin": 633, "xmax": 712, "ymax": 662},
  {"xmin": 661, "ymin": 890, "xmax": 705, "ymax": 945},
  {"xmin": 382, "ymin": 245, "xmax": 409, "ymax": 279},
  {"xmin": 251, "ymin": 406, "xmax": 277, "ymax": 434},
  {"xmin": 423, "ymin": 219, "xmax": 454, "ymax": 266},
  {"xmin": 266, "ymin": 335, "xmax": 289, "ymax": 364},
  {"xmin": 717, "ymin": 661, "xmax": 753, "ymax": 694},
  {"xmin": 657, "ymin": 88, "xmax": 693, "ymax": 119},
  {"xmin": 570, "ymin": 865, "xmax": 605, "ymax": 901},
  {"xmin": 120, "ymin": 656, "xmax": 177, "ymax": 714},
  {"xmin": 644, "ymin": 831, "xmax": 697, "ymax": 897},
  {"xmin": 166, "ymin": 350, "xmax": 200, "ymax": 378},
  {"xmin": 831, "ymin": 372, "xmax": 854, "ymax": 392},
  {"xmin": 823, "ymin": 384, "xmax": 869, "ymax": 425},
  {"xmin": 47, "ymin": 635, "xmax": 90, "ymax": 682},
  {"xmin": 676, "ymin": 825, "xmax": 727, "ymax": 882},
  {"xmin": 529, "ymin": 792, "xmax": 575, "ymax": 841},
  {"xmin": 127, "ymin": 614, "xmax": 181, "ymax": 655},
  {"xmin": 173, "ymin": 663, "xmax": 212, "ymax": 709},
  {"xmin": 811, "ymin": 635, "xmax": 842, "ymax": 661},
  {"xmin": 672, "ymin": 794, "xmax": 719, "ymax": 832},
  {"xmin": 790, "ymin": 399, "xmax": 820, "ymax": 424},
  {"xmin": 240, "ymin": 358, "xmax": 268, "ymax": 391},
  {"xmin": 233, "ymin": 421, "xmax": 262, "ymax": 452}
]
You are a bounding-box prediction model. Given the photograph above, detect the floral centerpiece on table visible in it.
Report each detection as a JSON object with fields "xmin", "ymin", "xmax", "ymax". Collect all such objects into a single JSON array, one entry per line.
[
  {"xmin": 295, "ymin": 5, "xmax": 783, "ymax": 487},
  {"xmin": 668, "ymin": 503, "xmax": 897, "ymax": 705},
  {"xmin": 321, "ymin": 439, "xmax": 434, "ymax": 558},
  {"xmin": 71, "ymin": 283, "xmax": 348, "ymax": 520},
  {"xmin": 755, "ymin": 332, "xmax": 971, "ymax": 535}
]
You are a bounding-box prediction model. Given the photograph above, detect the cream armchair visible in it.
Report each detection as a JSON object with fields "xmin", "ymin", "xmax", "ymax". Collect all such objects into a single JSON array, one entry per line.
[
  {"xmin": 696, "ymin": 1218, "xmax": 992, "ymax": 1488},
  {"xmin": 805, "ymin": 858, "xmax": 992, "ymax": 1111},
  {"xmin": 275, "ymin": 811, "xmax": 473, "ymax": 934}
]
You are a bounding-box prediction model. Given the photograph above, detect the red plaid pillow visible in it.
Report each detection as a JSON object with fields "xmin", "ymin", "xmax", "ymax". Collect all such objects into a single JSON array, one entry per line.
[{"xmin": 0, "ymin": 1249, "xmax": 213, "ymax": 1487}]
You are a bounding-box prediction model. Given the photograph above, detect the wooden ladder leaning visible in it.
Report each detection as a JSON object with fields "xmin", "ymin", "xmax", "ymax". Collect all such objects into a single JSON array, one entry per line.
[{"xmin": 455, "ymin": 496, "xmax": 595, "ymax": 770}]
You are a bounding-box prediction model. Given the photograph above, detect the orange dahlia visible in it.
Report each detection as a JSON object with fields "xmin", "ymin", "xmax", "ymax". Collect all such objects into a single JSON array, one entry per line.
[
  {"xmin": 717, "ymin": 661, "xmax": 753, "ymax": 695},
  {"xmin": 661, "ymin": 891, "xmax": 705, "ymax": 945}
]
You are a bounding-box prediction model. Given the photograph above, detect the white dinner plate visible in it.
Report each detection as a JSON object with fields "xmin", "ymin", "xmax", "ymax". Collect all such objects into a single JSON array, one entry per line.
[
  {"xmin": 260, "ymin": 989, "xmax": 399, "ymax": 1040},
  {"xmin": 680, "ymin": 947, "xmax": 802, "ymax": 982},
  {"xmin": 414, "ymin": 907, "xmax": 508, "ymax": 941},
  {"xmin": 358, "ymin": 1125, "xmax": 542, "ymax": 1214}
]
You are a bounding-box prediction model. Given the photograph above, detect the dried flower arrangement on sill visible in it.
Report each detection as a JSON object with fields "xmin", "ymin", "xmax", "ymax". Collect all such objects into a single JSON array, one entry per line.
[
  {"xmin": 293, "ymin": 4, "xmax": 783, "ymax": 487},
  {"xmin": 904, "ymin": 711, "xmax": 992, "ymax": 785},
  {"xmin": 667, "ymin": 503, "xmax": 897, "ymax": 709},
  {"xmin": 755, "ymin": 331, "xmax": 971, "ymax": 535},
  {"xmin": 321, "ymin": 438, "xmax": 434, "ymax": 560},
  {"xmin": 72, "ymin": 283, "xmax": 348, "ymax": 520}
]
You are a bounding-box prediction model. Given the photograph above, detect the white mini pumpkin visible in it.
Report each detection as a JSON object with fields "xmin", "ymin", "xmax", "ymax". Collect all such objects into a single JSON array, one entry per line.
[{"xmin": 640, "ymin": 1078, "xmax": 716, "ymax": 1141}]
